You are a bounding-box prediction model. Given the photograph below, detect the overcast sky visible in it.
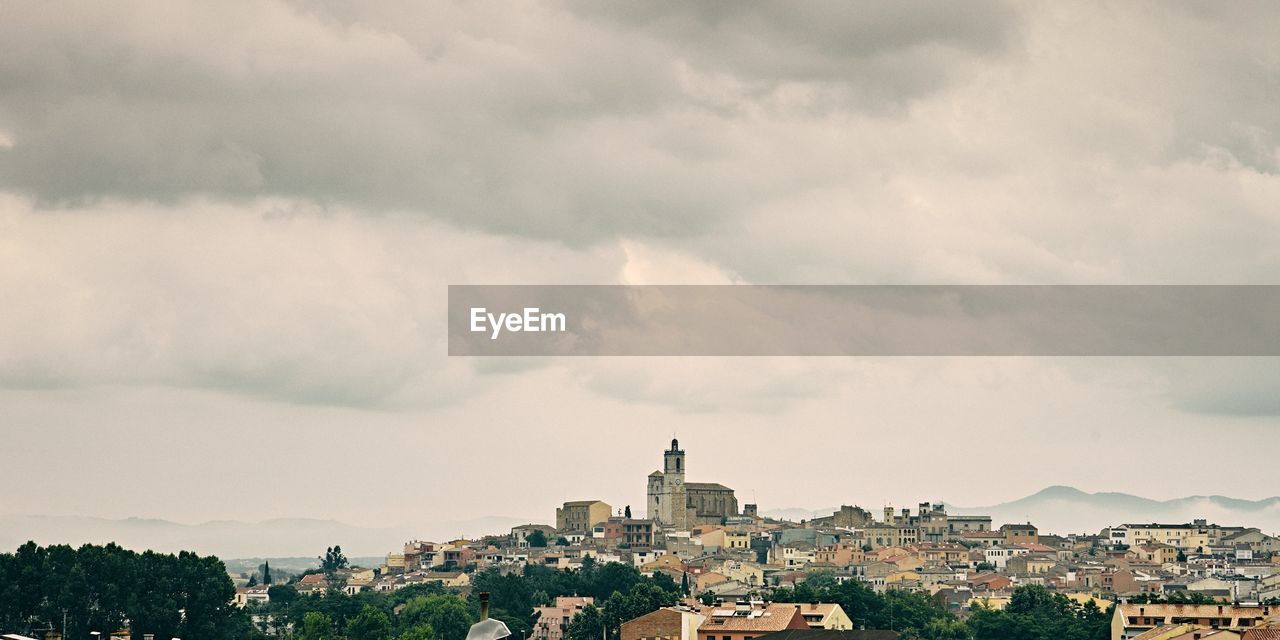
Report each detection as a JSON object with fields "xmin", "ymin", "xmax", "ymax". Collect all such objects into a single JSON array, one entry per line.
[{"xmin": 2, "ymin": 1, "xmax": 1279, "ymax": 531}]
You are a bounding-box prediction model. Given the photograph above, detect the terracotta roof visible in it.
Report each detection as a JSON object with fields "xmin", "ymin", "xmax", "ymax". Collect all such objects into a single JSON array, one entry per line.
[
  {"xmin": 755, "ymin": 631, "xmax": 899, "ymax": 640},
  {"xmin": 1115, "ymin": 603, "xmax": 1267, "ymax": 617},
  {"xmin": 1168, "ymin": 631, "xmax": 1244, "ymax": 640},
  {"xmin": 700, "ymin": 604, "xmax": 805, "ymax": 632}
]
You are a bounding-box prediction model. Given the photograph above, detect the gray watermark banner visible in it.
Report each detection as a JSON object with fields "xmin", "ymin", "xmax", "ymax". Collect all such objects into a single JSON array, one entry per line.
[{"xmin": 448, "ymin": 285, "xmax": 1280, "ymax": 356}]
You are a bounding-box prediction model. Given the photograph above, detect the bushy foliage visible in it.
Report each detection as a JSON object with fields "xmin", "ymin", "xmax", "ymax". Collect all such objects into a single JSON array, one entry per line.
[
  {"xmin": 0, "ymin": 541, "xmax": 249, "ymax": 640},
  {"xmin": 771, "ymin": 580, "xmax": 1111, "ymax": 640}
]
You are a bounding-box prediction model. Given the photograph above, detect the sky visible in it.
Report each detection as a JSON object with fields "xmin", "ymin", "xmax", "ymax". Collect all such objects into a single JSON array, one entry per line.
[{"xmin": 2, "ymin": 1, "xmax": 1279, "ymax": 533}]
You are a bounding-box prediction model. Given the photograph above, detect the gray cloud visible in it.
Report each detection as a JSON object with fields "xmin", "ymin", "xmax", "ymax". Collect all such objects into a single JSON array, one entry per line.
[
  {"xmin": 2, "ymin": 0, "xmax": 1280, "ymax": 530},
  {"xmin": 0, "ymin": 0, "xmax": 1026, "ymax": 244},
  {"xmin": 0, "ymin": 196, "xmax": 631, "ymax": 407},
  {"xmin": 564, "ymin": 1, "xmax": 1022, "ymax": 107},
  {"xmin": 1159, "ymin": 357, "xmax": 1280, "ymax": 417}
]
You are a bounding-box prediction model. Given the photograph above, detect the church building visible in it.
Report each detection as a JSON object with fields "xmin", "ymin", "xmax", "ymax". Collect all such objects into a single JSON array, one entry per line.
[{"xmin": 646, "ymin": 439, "xmax": 738, "ymax": 530}]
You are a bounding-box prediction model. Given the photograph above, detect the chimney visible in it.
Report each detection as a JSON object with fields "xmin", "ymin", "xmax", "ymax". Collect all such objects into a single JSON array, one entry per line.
[{"xmin": 480, "ymin": 592, "xmax": 491, "ymax": 620}]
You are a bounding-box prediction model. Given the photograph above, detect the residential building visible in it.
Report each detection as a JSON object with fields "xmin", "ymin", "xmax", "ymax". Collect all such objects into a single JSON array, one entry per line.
[
  {"xmin": 557, "ymin": 500, "xmax": 612, "ymax": 534},
  {"xmin": 698, "ymin": 602, "xmax": 810, "ymax": 640},
  {"xmin": 513, "ymin": 524, "xmax": 558, "ymax": 548},
  {"xmin": 622, "ymin": 607, "xmax": 707, "ymax": 640},
  {"xmin": 793, "ymin": 603, "xmax": 853, "ymax": 630},
  {"xmin": 948, "ymin": 516, "xmax": 994, "ymax": 535},
  {"xmin": 1000, "ymin": 523, "xmax": 1039, "ymax": 546},
  {"xmin": 533, "ymin": 597, "xmax": 595, "ymax": 640},
  {"xmin": 1109, "ymin": 521, "xmax": 1239, "ymax": 551},
  {"xmin": 1111, "ymin": 603, "xmax": 1274, "ymax": 640}
]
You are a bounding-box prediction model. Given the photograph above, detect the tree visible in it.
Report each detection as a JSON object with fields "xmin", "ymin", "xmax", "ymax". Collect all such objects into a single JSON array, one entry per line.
[
  {"xmin": 299, "ymin": 611, "xmax": 337, "ymax": 640},
  {"xmin": 0, "ymin": 542, "xmax": 249, "ymax": 640},
  {"xmin": 247, "ymin": 574, "xmax": 258, "ymax": 587},
  {"xmin": 321, "ymin": 546, "xmax": 350, "ymax": 573},
  {"xmin": 565, "ymin": 604, "xmax": 606, "ymax": 640},
  {"xmin": 884, "ymin": 589, "xmax": 951, "ymax": 634},
  {"xmin": 269, "ymin": 584, "xmax": 298, "ymax": 606},
  {"xmin": 263, "ymin": 560, "xmax": 273, "ymax": 585},
  {"xmin": 803, "ymin": 570, "xmax": 838, "ymax": 590},
  {"xmin": 967, "ymin": 585, "xmax": 1111, "ymax": 640},
  {"xmin": 527, "ymin": 530, "xmax": 548, "ymax": 548},
  {"xmin": 398, "ymin": 623, "xmax": 437, "ymax": 640},
  {"xmin": 400, "ymin": 594, "xmax": 474, "ymax": 640},
  {"xmin": 532, "ymin": 590, "xmax": 551, "ymax": 607},
  {"xmin": 556, "ymin": 537, "xmax": 571, "ymax": 546},
  {"xmin": 921, "ymin": 618, "xmax": 974, "ymax": 640},
  {"xmin": 346, "ymin": 604, "xmax": 393, "ymax": 640}
]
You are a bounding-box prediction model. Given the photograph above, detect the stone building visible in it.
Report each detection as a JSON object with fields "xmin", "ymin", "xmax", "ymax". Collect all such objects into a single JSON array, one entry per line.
[
  {"xmin": 646, "ymin": 439, "xmax": 738, "ymax": 530},
  {"xmin": 556, "ymin": 500, "xmax": 612, "ymax": 533}
]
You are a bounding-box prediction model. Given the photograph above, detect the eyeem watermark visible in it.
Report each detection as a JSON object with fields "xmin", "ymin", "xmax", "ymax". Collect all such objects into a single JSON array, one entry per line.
[
  {"xmin": 449, "ymin": 285, "xmax": 1280, "ymax": 355},
  {"xmin": 469, "ymin": 307, "xmax": 567, "ymax": 340}
]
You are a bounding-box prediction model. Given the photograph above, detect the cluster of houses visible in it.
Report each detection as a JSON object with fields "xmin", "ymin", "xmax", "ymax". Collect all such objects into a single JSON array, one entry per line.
[
  {"xmin": 530, "ymin": 597, "xmax": 864, "ymax": 640},
  {"xmin": 233, "ymin": 442, "xmax": 1280, "ymax": 640}
]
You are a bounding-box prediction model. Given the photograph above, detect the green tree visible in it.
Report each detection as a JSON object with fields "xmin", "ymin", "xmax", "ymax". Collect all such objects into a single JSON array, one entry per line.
[
  {"xmin": 527, "ymin": 531, "xmax": 548, "ymax": 548},
  {"xmin": 347, "ymin": 604, "xmax": 393, "ymax": 640},
  {"xmin": 565, "ymin": 604, "xmax": 606, "ymax": 640},
  {"xmin": 268, "ymin": 583, "xmax": 298, "ymax": 606},
  {"xmin": 921, "ymin": 618, "xmax": 974, "ymax": 640},
  {"xmin": 874, "ymin": 589, "xmax": 951, "ymax": 635},
  {"xmin": 802, "ymin": 570, "xmax": 838, "ymax": 591},
  {"xmin": 400, "ymin": 594, "xmax": 474, "ymax": 640},
  {"xmin": 399, "ymin": 623, "xmax": 437, "ymax": 640},
  {"xmin": 262, "ymin": 560, "xmax": 273, "ymax": 585},
  {"xmin": 299, "ymin": 611, "xmax": 337, "ymax": 640},
  {"xmin": 321, "ymin": 546, "xmax": 350, "ymax": 572},
  {"xmin": 967, "ymin": 585, "xmax": 1111, "ymax": 640}
]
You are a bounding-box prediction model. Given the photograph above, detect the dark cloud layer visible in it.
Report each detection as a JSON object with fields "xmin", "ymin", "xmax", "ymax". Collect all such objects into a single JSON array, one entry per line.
[
  {"xmin": 0, "ymin": 0, "xmax": 1025, "ymax": 242},
  {"xmin": 566, "ymin": 1, "xmax": 1021, "ymax": 105},
  {"xmin": 2, "ymin": 2, "xmax": 1280, "ymax": 528}
]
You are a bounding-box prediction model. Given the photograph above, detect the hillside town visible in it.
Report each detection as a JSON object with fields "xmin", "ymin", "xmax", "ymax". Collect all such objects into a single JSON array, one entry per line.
[{"xmin": 231, "ymin": 441, "xmax": 1280, "ymax": 640}]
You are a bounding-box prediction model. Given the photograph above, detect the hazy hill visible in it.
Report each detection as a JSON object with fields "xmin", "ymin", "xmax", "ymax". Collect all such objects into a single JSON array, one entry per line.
[
  {"xmin": 9, "ymin": 486, "xmax": 1278, "ymax": 559},
  {"xmin": 948, "ymin": 485, "xmax": 1280, "ymax": 535},
  {"xmin": 764, "ymin": 486, "xmax": 1280, "ymax": 535},
  {"xmin": 0, "ymin": 514, "xmax": 534, "ymax": 558}
]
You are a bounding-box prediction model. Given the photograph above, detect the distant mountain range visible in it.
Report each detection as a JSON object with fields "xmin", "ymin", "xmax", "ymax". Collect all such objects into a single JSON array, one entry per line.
[
  {"xmin": 6, "ymin": 486, "xmax": 1278, "ymax": 561},
  {"xmin": 0, "ymin": 514, "xmax": 534, "ymax": 559},
  {"xmin": 764, "ymin": 486, "xmax": 1280, "ymax": 535}
]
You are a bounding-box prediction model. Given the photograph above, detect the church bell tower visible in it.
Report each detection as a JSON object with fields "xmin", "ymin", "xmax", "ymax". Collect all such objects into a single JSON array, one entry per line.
[{"xmin": 663, "ymin": 438, "xmax": 685, "ymax": 484}]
